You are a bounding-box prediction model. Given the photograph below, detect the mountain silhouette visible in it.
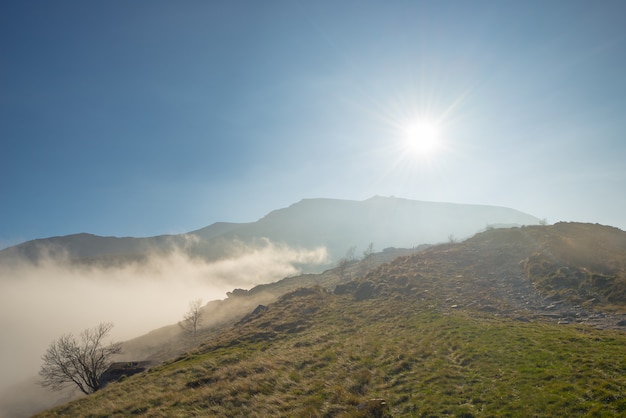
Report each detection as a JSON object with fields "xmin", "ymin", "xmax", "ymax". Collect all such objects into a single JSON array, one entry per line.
[{"xmin": 0, "ymin": 196, "xmax": 540, "ymax": 268}]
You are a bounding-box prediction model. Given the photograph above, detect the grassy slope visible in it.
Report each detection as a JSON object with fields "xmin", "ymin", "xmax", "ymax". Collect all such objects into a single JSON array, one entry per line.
[
  {"xmin": 36, "ymin": 289, "xmax": 626, "ymax": 417},
  {"xmin": 119, "ymin": 247, "xmax": 418, "ymax": 364},
  {"xmin": 35, "ymin": 223, "xmax": 626, "ymax": 417}
]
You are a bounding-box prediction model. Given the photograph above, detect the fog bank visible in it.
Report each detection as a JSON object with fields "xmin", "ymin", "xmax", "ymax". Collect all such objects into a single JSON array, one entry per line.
[{"xmin": 0, "ymin": 240, "xmax": 327, "ymax": 417}]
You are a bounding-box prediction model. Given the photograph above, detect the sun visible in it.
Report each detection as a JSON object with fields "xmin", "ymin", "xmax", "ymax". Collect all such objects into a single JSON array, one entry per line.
[{"xmin": 402, "ymin": 119, "xmax": 442, "ymax": 158}]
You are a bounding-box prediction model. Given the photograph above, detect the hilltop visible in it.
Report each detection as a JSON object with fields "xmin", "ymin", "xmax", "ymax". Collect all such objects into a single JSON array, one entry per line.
[{"xmin": 34, "ymin": 222, "xmax": 626, "ymax": 417}]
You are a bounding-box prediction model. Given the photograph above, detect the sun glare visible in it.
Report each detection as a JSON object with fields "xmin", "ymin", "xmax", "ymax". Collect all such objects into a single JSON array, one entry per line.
[{"xmin": 402, "ymin": 119, "xmax": 442, "ymax": 158}]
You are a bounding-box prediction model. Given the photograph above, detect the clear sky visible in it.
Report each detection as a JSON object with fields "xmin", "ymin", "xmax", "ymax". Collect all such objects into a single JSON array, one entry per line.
[{"xmin": 2, "ymin": 0, "xmax": 626, "ymax": 248}]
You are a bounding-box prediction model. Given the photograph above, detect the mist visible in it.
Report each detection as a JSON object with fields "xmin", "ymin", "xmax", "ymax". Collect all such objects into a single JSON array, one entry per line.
[{"xmin": 0, "ymin": 240, "xmax": 327, "ymax": 417}]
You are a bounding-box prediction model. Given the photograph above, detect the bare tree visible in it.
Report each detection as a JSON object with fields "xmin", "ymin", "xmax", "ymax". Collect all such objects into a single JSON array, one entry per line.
[
  {"xmin": 179, "ymin": 299, "xmax": 203, "ymax": 341},
  {"xmin": 345, "ymin": 246, "xmax": 357, "ymax": 262},
  {"xmin": 336, "ymin": 257, "xmax": 350, "ymax": 280},
  {"xmin": 362, "ymin": 242, "xmax": 374, "ymax": 260},
  {"xmin": 361, "ymin": 242, "xmax": 375, "ymax": 274},
  {"xmin": 39, "ymin": 322, "xmax": 122, "ymax": 395}
]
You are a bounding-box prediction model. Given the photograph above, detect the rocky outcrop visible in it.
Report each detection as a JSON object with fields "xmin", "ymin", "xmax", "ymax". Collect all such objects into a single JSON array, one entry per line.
[
  {"xmin": 333, "ymin": 224, "xmax": 626, "ymax": 331},
  {"xmin": 99, "ymin": 361, "xmax": 152, "ymax": 388}
]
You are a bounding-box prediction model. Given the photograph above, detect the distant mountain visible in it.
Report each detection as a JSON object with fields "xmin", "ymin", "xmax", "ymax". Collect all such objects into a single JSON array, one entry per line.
[
  {"xmin": 0, "ymin": 196, "xmax": 541, "ymax": 268},
  {"xmin": 222, "ymin": 196, "xmax": 540, "ymax": 257}
]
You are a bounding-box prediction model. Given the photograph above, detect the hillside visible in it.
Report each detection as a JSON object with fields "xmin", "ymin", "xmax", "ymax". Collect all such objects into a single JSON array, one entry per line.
[
  {"xmin": 34, "ymin": 223, "xmax": 626, "ymax": 417},
  {"xmin": 119, "ymin": 247, "xmax": 421, "ymax": 364},
  {"xmin": 0, "ymin": 196, "xmax": 540, "ymax": 268}
]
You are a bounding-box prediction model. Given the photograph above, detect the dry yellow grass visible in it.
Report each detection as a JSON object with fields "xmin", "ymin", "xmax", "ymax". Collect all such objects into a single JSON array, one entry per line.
[{"xmin": 35, "ymin": 223, "xmax": 626, "ymax": 417}]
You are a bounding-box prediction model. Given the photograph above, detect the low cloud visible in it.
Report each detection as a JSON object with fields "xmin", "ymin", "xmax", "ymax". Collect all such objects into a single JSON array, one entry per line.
[{"xmin": 0, "ymin": 239, "xmax": 327, "ymax": 416}]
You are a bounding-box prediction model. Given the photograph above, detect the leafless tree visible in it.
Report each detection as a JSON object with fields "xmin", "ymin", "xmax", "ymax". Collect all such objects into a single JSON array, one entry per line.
[
  {"xmin": 360, "ymin": 242, "xmax": 375, "ymax": 274},
  {"xmin": 179, "ymin": 298, "xmax": 203, "ymax": 341},
  {"xmin": 39, "ymin": 322, "xmax": 122, "ymax": 395},
  {"xmin": 362, "ymin": 242, "xmax": 374, "ymax": 260},
  {"xmin": 336, "ymin": 257, "xmax": 350, "ymax": 280},
  {"xmin": 345, "ymin": 246, "xmax": 357, "ymax": 261}
]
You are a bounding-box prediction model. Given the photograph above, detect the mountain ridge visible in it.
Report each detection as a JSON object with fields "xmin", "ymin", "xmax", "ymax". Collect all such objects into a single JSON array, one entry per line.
[{"xmin": 0, "ymin": 196, "xmax": 541, "ymax": 268}]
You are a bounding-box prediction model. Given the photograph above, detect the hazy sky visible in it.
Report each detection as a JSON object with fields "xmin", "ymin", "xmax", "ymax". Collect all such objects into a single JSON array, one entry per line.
[{"xmin": 2, "ymin": 0, "xmax": 626, "ymax": 248}]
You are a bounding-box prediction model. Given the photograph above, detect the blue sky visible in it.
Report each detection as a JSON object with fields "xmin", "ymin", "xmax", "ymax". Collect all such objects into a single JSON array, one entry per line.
[{"xmin": 2, "ymin": 0, "xmax": 626, "ymax": 248}]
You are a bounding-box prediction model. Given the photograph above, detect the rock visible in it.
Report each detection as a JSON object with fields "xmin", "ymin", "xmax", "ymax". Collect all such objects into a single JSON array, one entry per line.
[
  {"xmin": 226, "ymin": 288, "xmax": 249, "ymax": 298},
  {"xmin": 252, "ymin": 304, "xmax": 269, "ymax": 315},
  {"xmin": 99, "ymin": 361, "xmax": 152, "ymax": 388},
  {"xmin": 354, "ymin": 281, "xmax": 376, "ymax": 301},
  {"xmin": 237, "ymin": 304, "xmax": 269, "ymax": 325},
  {"xmin": 334, "ymin": 282, "xmax": 357, "ymax": 295},
  {"xmin": 356, "ymin": 398, "xmax": 389, "ymax": 417}
]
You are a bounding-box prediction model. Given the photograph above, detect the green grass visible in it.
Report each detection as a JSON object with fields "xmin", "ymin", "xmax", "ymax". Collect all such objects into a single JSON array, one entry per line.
[
  {"xmin": 36, "ymin": 288, "xmax": 626, "ymax": 417},
  {"xmin": 35, "ymin": 223, "xmax": 626, "ymax": 417}
]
